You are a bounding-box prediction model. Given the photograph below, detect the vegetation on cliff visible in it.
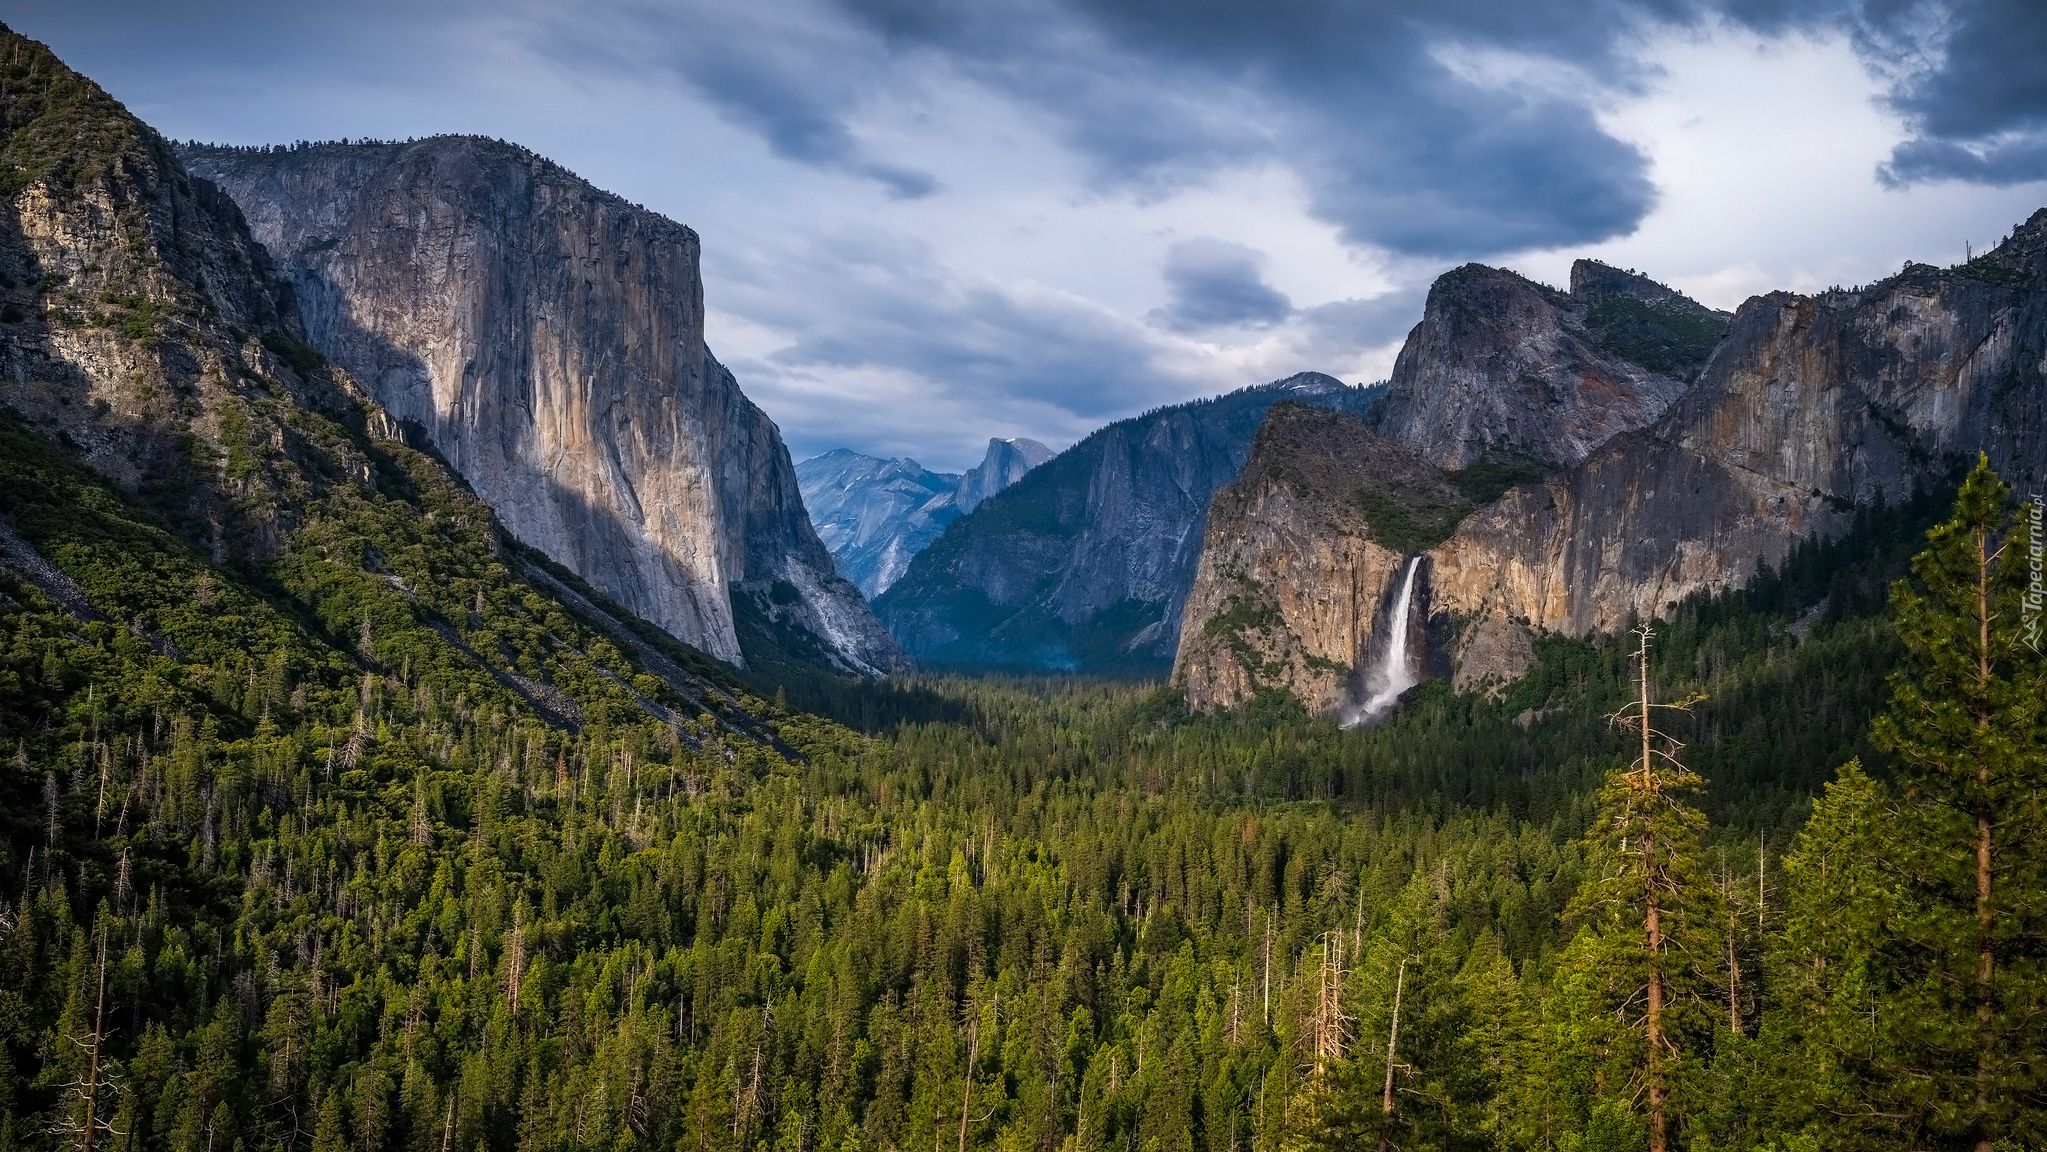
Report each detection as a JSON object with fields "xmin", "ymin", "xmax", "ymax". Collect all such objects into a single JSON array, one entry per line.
[{"xmin": 6, "ymin": 411, "xmax": 2042, "ymax": 1150}]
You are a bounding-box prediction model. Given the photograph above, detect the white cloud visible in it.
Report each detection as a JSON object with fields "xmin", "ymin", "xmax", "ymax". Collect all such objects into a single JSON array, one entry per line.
[
  {"xmin": 1504, "ymin": 21, "xmax": 2047, "ymax": 307},
  {"xmin": 18, "ymin": 1, "xmax": 2047, "ymax": 471}
]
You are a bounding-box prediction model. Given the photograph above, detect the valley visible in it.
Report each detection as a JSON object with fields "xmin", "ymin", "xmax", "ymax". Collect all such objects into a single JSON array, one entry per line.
[{"xmin": 0, "ymin": 19, "xmax": 2043, "ymax": 1152}]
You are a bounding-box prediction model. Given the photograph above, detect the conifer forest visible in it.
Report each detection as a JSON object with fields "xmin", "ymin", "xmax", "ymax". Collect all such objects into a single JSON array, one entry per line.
[
  {"xmin": 3, "ymin": 391, "xmax": 2044, "ymax": 1152},
  {"xmin": 1, "ymin": 16, "xmax": 2045, "ymax": 1152}
]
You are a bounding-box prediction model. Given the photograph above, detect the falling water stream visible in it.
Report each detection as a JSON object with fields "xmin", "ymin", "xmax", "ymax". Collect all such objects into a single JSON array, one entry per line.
[{"xmin": 1354, "ymin": 556, "xmax": 1421, "ymax": 724}]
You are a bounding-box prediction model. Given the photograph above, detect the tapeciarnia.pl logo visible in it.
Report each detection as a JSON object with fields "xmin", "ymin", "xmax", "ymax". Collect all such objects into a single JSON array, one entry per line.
[{"xmin": 2025, "ymin": 494, "xmax": 2044, "ymax": 655}]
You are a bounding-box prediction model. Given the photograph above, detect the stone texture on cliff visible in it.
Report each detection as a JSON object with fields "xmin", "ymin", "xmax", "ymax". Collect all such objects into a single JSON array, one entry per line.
[
  {"xmin": 1176, "ymin": 212, "xmax": 2047, "ymax": 711},
  {"xmin": 876, "ymin": 373, "xmax": 1382, "ymax": 672},
  {"xmin": 1431, "ymin": 231, "xmax": 2047, "ymax": 641},
  {"xmin": 1372, "ymin": 263, "xmax": 1717, "ymax": 469},
  {"xmin": 1174, "ymin": 403, "xmax": 1445, "ymax": 714},
  {"xmin": 0, "ymin": 27, "xmax": 380, "ymax": 563},
  {"xmin": 179, "ymin": 137, "xmax": 903, "ymax": 674}
]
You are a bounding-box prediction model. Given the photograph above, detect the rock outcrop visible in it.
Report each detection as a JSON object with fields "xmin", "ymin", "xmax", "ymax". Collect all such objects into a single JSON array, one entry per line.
[
  {"xmin": 1431, "ymin": 237, "xmax": 2047, "ymax": 640},
  {"xmin": 1175, "ymin": 217, "xmax": 2047, "ymax": 714},
  {"xmin": 0, "ymin": 27, "xmax": 364, "ymax": 559},
  {"xmin": 1172, "ymin": 404, "xmax": 1438, "ymax": 713},
  {"xmin": 797, "ymin": 436, "xmax": 1052, "ymax": 598},
  {"xmin": 1371, "ymin": 262, "xmax": 1722, "ymax": 469},
  {"xmin": 955, "ymin": 437, "xmax": 1054, "ymax": 514},
  {"xmin": 876, "ymin": 373, "xmax": 1383, "ymax": 672},
  {"xmin": 179, "ymin": 138, "xmax": 903, "ymax": 674}
]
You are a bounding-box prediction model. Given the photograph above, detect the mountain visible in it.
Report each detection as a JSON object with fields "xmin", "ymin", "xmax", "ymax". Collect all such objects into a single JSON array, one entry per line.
[
  {"xmin": 0, "ymin": 24, "xmax": 798, "ymax": 745},
  {"xmin": 796, "ymin": 436, "xmax": 1052, "ymax": 598},
  {"xmin": 177, "ymin": 137, "xmax": 904, "ymax": 676},
  {"xmin": 954, "ymin": 436, "xmax": 1055, "ymax": 513},
  {"xmin": 1371, "ymin": 260, "xmax": 1724, "ymax": 469},
  {"xmin": 874, "ymin": 373, "xmax": 1383, "ymax": 672},
  {"xmin": 1175, "ymin": 217, "xmax": 2047, "ymax": 715},
  {"xmin": 1172, "ymin": 402, "xmax": 1451, "ymax": 715}
]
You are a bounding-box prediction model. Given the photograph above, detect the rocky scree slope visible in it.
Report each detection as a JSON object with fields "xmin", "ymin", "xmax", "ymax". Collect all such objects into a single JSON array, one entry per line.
[
  {"xmin": 797, "ymin": 436, "xmax": 1052, "ymax": 599},
  {"xmin": 874, "ymin": 373, "xmax": 1382, "ymax": 672},
  {"xmin": 0, "ymin": 25, "xmax": 800, "ymax": 746},
  {"xmin": 1178, "ymin": 218, "xmax": 2047, "ymax": 714},
  {"xmin": 1371, "ymin": 260, "xmax": 1724, "ymax": 469},
  {"xmin": 178, "ymin": 137, "xmax": 903, "ymax": 675}
]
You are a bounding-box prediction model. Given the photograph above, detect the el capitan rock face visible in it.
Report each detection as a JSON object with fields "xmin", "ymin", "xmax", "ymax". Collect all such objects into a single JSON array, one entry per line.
[
  {"xmin": 1371, "ymin": 262, "xmax": 1720, "ymax": 469},
  {"xmin": 1176, "ymin": 222, "xmax": 2047, "ymax": 715},
  {"xmin": 179, "ymin": 138, "xmax": 903, "ymax": 673}
]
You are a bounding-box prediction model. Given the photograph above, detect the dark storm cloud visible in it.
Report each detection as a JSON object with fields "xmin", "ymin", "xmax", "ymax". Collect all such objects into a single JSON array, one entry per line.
[
  {"xmin": 616, "ymin": 0, "xmax": 2047, "ymax": 248},
  {"xmin": 1149, "ymin": 240, "xmax": 1292, "ymax": 332},
  {"xmin": 717, "ymin": 228, "xmax": 1198, "ymax": 419},
  {"xmin": 524, "ymin": 0, "xmax": 940, "ymax": 198},
  {"xmin": 833, "ymin": 0, "xmax": 1670, "ymax": 256},
  {"xmin": 1864, "ymin": 0, "xmax": 2047, "ymax": 187}
]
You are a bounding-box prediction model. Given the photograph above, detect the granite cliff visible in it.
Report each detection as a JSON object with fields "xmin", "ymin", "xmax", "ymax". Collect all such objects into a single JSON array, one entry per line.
[
  {"xmin": 797, "ymin": 436, "xmax": 1052, "ymax": 598},
  {"xmin": 875, "ymin": 373, "xmax": 1382, "ymax": 671},
  {"xmin": 1372, "ymin": 261, "xmax": 1723, "ymax": 469},
  {"xmin": 0, "ymin": 24, "xmax": 801, "ymax": 741},
  {"xmin": 179, "ymin": 138, "xmax": 903, "ymax": 675},
  {"xmin": 1172, "ymin": 404, "xmax": 1450, "ymax": 714},
  {"xmin": 1177, "ymin": 217, "xmax": 2047, "ymax": 715},
  {"xmin": 955, "ymin": 436, "xmax": 1055, "ymax": 514}
]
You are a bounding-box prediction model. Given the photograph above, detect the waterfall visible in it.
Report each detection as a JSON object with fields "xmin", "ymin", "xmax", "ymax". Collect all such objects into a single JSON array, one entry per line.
[{"xmin": 1352, "ymin": 557, "xmax": 1422, "ymax": 725}]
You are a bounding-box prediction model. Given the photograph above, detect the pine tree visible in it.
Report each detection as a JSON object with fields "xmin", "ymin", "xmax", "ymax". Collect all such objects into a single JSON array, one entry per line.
[
  {"xmin": 1562, "ymin": 626, "xmax": 1722, "ymax": 1152},
  {"xmin": 1774, "ymin": 457, "xmax": 2047, "ymax": 1149}
]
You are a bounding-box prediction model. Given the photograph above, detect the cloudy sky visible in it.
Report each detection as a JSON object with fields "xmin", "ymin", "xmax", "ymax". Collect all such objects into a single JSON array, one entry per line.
[{"xmin": 15, "ymin": 0, "xmax": 2047, "ymax": 470}]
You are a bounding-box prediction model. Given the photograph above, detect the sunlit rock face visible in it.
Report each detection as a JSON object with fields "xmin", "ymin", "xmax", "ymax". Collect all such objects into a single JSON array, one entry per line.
[
  {"xmin": 1175, "ymin": 219, "xmax": 2047, "ymax": 708},
  {"xmin": 1171, "ymin": 404, "xmax": 1417, "ymax": 715},
  {"xmin": 182, "ymin": 137, "xmax": 904, "ymax": 673}
]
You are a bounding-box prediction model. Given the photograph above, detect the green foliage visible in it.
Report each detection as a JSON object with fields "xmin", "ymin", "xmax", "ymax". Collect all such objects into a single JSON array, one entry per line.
[
  {"xmin": 1584, "ymin": 296, "xmax": 1730, "ymax": 380},
  {"xmin": 1353, "ymin": 482, "xmax": 1470, "ymax": 556},
  {"xmin": 259, "ymin": 329, "xmax": 326, "ymax": 378},
  {"xmin": 1, "ymin": 451, "xmax": 2036, "ymax": 1152},
  {"xmin": 0, "ymin": 31, "xmax": 155, "ymax": 198},
  {"xmin": 1559, "ymin": 633, "xmax": 1723, "ymax": 1151},
  {"xmin": 1771, "ymin": 457, "xmax": 2047, "ymax": 1148},
  {"xmin": 1446, "ymin": 452, "xmax": 1550, "ymax": 506}
]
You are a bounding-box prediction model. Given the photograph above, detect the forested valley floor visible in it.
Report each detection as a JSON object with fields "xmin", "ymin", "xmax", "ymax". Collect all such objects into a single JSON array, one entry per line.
[{"xmin": 2, "ymin": 416, "xmax": 2042, "ymax": 1152}]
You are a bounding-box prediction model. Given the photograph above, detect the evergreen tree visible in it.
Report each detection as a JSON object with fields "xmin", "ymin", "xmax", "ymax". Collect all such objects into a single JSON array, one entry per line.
[
  {"xmin": 1773, "ymin": 457, "xmax": 2047, "ymax": 1149},
  {"xmin": 1561, "ymin": 627, "xmax": 1722, "ymax": 1152}
]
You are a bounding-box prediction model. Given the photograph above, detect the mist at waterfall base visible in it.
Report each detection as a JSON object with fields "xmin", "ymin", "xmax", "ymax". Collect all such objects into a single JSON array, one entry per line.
[{"xmin": 1343, "ymin": 557, "xmax": 1423, "ymax": 728}]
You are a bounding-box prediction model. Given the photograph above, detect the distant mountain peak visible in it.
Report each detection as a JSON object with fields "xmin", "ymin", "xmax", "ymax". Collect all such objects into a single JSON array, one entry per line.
[
  {"xmin": 875, "ymin": 374, "xmax": 1387, "ymax": 672},
  {"xmin": 796, "ymin": 436, "xmax": 1055, "ymax": 599},
  {"xmin": 956, "ymin": 437, "xmax": 1055, "ymax": 515}
]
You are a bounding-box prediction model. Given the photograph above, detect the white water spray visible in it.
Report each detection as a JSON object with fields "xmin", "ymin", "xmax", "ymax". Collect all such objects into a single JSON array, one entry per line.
[{"xmin": 1353, "ymin": 557, "xmax": 1422, "ymax": 725}]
